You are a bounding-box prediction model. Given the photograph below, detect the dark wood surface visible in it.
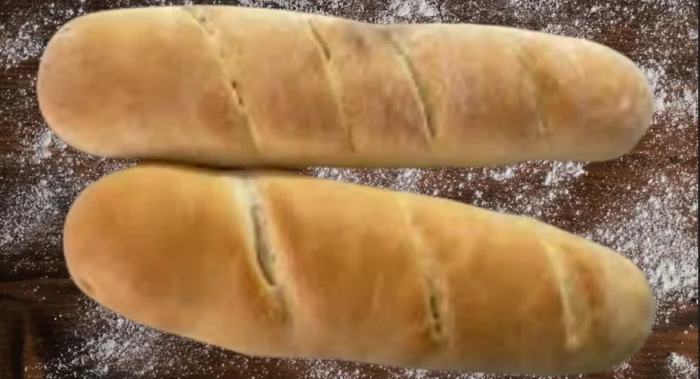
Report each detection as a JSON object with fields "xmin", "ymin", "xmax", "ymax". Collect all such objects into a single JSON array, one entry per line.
[{"xmin": 1, "ymin": 0, "xmax": 697, "ymax": 378}]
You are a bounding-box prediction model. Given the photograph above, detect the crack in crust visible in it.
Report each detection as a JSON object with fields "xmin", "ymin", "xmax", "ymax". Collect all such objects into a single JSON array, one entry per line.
[
  {"xmin": 236, "ymin": 178, "xmax": 290, "ymax": 324},
  {"xmin": 231, "ymin": 80, "xmax": 246, "ymax": 108},
  {"xmin": 385, "ymin": 30, "xmax": 436, "ymax": 142},
  {"xmin": 247, "ymin": 188, "xmax": 277, "ymax": 287},
  {"xmin": 400, "ymin": 197, "xmax": 447, "ymax": 344},
  {"xmin": 307, "ymin": 19, "xmax": 332, "ymax": 60},
  {"xmin": 426, "ymin": 282, "xmax": 444, "ymax": 339},
  {"xmin": 514, "ymin": 41, "xmax": 551, "ymax": 145},
  {"xmin": 306, "ymin": 18, "xmax": 355, "ymax": 153},
  {"xmin": 541, "ymin": 240, "xmax": 590, "ymax": 352},
  {"xmin": 182, "ymin": 7, "xmax": 261, "ymax": 153}
]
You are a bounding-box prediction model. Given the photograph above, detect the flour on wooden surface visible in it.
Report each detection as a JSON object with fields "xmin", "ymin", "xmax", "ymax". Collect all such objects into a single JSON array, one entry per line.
[
  {"xmin": 612, "ymin": 361, "xmax": 632, "ymax": 379},
  {"xmin": 642, "ymin": 60, "xmax": 699, "ymax": 125},
  {"xmin": 0, "ymin": 0, "xmax": 200, "ymax": 68},
  {"xmin": 1, "ymin": 0, "xmax": 697, "ymax": 378},
  {"xmin": 668, "ymin": 353, "xmax": 699, "ymax": 379},
  {"xmin": 378, "ymin": 0, "xmax": 442, "ymax": 23},
  {"xmin": 37, "ymin": 297, "xmax": 270, "ymax": 378},
  {"xmin": 0, "ymin": 2, "xmax": 83, "ymax": 69},
  {"xmin": 586, "ymin": 171, "xmax": 698, "ymax": 308},
  {"xmin": 0, "ymin": 123, "xmax": 130, "ymax": 254}
]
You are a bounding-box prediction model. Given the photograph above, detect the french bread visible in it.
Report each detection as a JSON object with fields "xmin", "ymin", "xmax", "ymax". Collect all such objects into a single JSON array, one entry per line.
[
  {"xmin": 63, "ymin": 164, "xmax": 655, "ymax": 375},
  {"xmin": 38, "ymin": 6, "xmax": 653, "ymax": 168}
]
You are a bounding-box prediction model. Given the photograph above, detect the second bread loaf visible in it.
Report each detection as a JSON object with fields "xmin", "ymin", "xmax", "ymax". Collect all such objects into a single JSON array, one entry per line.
[
  {"xmin": 63, "ymin": 164, "xmax": 655, "ymax": 376},
  {"xmin": 38, "ymin": 6, "xmax": 653, "ymax": 168}
]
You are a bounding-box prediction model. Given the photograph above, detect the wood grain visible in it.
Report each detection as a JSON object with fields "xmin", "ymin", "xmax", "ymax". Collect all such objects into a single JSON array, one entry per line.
[{"xmin": 1, "ymin": 0, "xmax": 697, "ymax": 378}]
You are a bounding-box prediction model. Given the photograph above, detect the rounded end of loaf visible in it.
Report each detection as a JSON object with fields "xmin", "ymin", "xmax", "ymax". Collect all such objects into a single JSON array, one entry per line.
[
  {"xmin": 540, "ymin": 224, "xmax": 656, "ymax": 374},
  {"xmin": 598, "ymin": 252, "xmax": 656, "ymax": 365},
  {"xmin": 526, "ymin": 34, "xmax": 654, "ymax": 162},
  {"xmin": 581, "ymin": 49, "xmax": 654, "ymax": 160},
  {"xmin": 37, "ymin": 7, "xmax": 247, "ymax": 166},
  {"xmin": 585, "ymin": 252, "xmax": 655, "ymax": 372},
  {"xmin": 421, "ymin": 210, "xmax": 656, "ymax": 376},
  {"xmin": 63, "ymin": 164, "xmax": 291, "ymax": 356}
]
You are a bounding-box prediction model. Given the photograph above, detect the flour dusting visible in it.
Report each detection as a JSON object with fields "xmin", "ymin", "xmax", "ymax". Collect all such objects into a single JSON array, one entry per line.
[
  {"xmin": 1, "ymin": 0, "xmax": 696, "ymax": 378},
  {"xmin": 612, "ymin": 361, "xmax": 632, "ymax": 379},
  {"xmin": 668, "ymin": 353, "xmax": 699, "ymax": 379},
  {"xmin": 0, "ymin": 124, "xmax": 131, "ymax": 255},
  {"xmin": 37, "ymin": 297, "xmax": 266, "ymax": 378},
  {"xmin": 585, "ymin": 171, "xmax": 698, "ymax": 309},
  {"xmin": 378, "ymin": 0, "xmax": 443, "ymax": 23},
  {"xmin": 0, "ymin": 2, "xmax": 83, "ymax": 69}
]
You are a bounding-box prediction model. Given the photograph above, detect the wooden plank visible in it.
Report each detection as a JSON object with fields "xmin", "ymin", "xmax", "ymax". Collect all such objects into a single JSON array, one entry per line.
[{"xmin": 1, "ymin": 0, "xmax": 697, "ymax": 378}]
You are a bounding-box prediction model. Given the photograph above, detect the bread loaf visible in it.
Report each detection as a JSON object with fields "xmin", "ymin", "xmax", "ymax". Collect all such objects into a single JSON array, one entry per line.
[
  {"xmin": 38, "ymin": 6, "xmax": 653, "ymax": 168},
  {"xmin": 63, "ymin": 164, "xmax": 655, "ymax": 375}
]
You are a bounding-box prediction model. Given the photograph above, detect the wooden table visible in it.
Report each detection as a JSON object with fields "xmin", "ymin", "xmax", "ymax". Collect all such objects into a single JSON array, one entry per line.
[{"xmin": 1, "ymin": 0, "xmax": 697, "ymax": 378}]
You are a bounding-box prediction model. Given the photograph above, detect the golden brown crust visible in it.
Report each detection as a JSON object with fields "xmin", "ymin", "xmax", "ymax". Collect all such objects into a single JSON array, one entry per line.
[
  {"xmin": 38, "ymin": 6, "xmax": 653, "ymax": 168},
  {"xmin": 309, "ymin": 19, "xmax": 432, "ymax": 159},
  {"xmin": 196, "ymin": 7, "xmax": 349, "ymax": 161},
  {"xmin": 63, "ymin": 165, "xmax": 655, "ymax": 375},
  {"xmin": 37, "ymin": 7, "xmax": 259, "ymax": 166},
  {"xmin": 512, "ymin": 30, "xmax": 655, "ymax": 161},
  {"xmin": 63, "ymin": 166, "xmax": 291, "ymax": 356},
  {"xmin": 386, "ymin": 24, "xmax": 544, "ymax": 165}
]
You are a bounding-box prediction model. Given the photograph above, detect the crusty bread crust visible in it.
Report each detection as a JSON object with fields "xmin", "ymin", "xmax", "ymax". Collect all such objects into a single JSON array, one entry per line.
[
  {"xmin": 63, "ymin": 164, "xmax": 655, "ymax": 375},
  {"xmin": 38, "ymin": 6, "xmax": 653, "ymax": 168}
]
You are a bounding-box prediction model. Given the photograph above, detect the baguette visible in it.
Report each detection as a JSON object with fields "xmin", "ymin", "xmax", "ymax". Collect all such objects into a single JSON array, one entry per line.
[
  {"xmin": 38, "ymin": 6, "xmax": 653, "ymax": 168},
  {"xmin": 63, "ymin": 164, "xmax": 655, "ymax": 375}
]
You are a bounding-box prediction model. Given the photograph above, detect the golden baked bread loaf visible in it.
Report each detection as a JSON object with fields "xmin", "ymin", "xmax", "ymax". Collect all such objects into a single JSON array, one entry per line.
[
  {"xmin": 63, "ymin": 164, "xmax": 655, "ymax": 375},
  {"xmin": 38, "ymin": 6, "xmax": 653, "ymax": 168}
]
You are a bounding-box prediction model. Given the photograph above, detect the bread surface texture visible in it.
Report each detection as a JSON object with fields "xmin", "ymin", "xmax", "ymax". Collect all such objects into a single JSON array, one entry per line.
[
  {"xmin": 63, "ymin": 165, "xmax": 655, "ymax": 375},
  {"xmin": 38, "ymin": 6, "xmax": 653, "ymax": 168}
]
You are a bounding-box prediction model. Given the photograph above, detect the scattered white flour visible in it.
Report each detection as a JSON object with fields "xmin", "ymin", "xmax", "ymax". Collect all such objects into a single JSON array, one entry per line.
[
  {"xmin": 585, "ymin": 171, "xmax": 698, "ymax": 308},
  {"xmin": 612, "ymin": 361, "xmax": 632, "ymax": 379},
  {"xmin": 0, "ymin": 0, "xmax": 199, "ymax": 68},
  {"xmin": 1, "ymin": 0, "xmax": 696, "ymax": 378},
  {"xmin": 668, "ymin": 353, "xmax": 699, "ymax": 379},
  {"xmin": 51, "ymin": 303, "xmax": 165, "ymax": 377},
  {"xmin": 283, "ymin": 359, "xmax": 500, "ymax": 379},
  {"xmin": 310, "ymin": 160, "xmax": 589, "ymax": 220},
  {"xmin": 0, "ymin": 2, "xmax": 83, "ymax": 69},
  {"xmin": 377, "ymin": 0, "xmax": 443, "ymax": 23},
  {"xmin": 37, "ymin": 297, "xmax": 270, "ymax": 378},
  {"xmin": 641, "ymin": 60, "xmax": 699, "ymax": 125},
  {"xmin": 0, "ymin": 124, "xmax": 131, "ymax": 254}
]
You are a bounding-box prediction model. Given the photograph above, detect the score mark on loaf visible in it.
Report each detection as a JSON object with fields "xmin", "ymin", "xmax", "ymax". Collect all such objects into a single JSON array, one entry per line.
[
  {"xmin": 63, "ymin": 165, "xmax": 655, "ymax": 376},
  {"xmin": 37, "ymin": 6, "xmax": 653, "ymax": 168}
]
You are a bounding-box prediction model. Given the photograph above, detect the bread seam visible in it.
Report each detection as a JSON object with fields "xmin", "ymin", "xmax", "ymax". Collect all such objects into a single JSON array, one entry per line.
[
  {"xmin": 384, "ymin": 30, "xmax": 436, "ymax": 142},
  {"xmin": 540, "ymin": 238, "xmax": 589, "ymax": 352},
  {"xmin": 305, "ymin": 18, "xmax": 355, "ymax": 152},
  {"xmin": 182, "ymin": 7, "xmax": 262, "ymax": 153},
  {"xmin": 400, "ymin": 196, "xmax": 448, "ymax": 345}
]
